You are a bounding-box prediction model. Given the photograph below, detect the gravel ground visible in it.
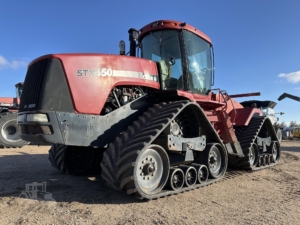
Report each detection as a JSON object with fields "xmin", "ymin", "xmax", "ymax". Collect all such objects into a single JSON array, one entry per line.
[{"xmin": 0, "ymin": 140, "xmax": 299, "ymax": 225}]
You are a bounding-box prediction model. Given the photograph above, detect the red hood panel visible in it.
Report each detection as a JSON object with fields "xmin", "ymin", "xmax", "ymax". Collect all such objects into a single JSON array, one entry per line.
[{"xmin": 40, "ymin": 54, "xmax": 159, "ymax": 114}]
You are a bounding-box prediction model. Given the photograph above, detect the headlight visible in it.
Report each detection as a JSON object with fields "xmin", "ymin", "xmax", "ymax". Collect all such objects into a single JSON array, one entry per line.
[
  {"xmin": 26, "ymin": 114, "xmax": 49, "ymax": 122},
  {"xmin": 18, "ymin": 114, "xmax": 26, "ymax": 123}
]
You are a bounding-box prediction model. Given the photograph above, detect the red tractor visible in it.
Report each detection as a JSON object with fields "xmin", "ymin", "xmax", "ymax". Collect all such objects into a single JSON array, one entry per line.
[
  {"xmin": 18, "ymin": 20, "xmax": 280, "ymax": 199},
  {"xmin": 0, "ymin": 82, "xmax": 29, "ymax": 148}
]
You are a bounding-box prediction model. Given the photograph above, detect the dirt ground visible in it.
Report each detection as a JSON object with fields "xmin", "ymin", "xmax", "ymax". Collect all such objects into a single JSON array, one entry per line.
[{"xmin": 0, "ymin": 141, "xmax": 299, "ymax": 225}]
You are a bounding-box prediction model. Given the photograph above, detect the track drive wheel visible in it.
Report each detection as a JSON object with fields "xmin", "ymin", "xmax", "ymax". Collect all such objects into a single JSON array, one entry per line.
[
  {"xmin": 48, "ymin": 144, "xmax": 102, "ymax": 175},
  {"xmin": 199, "ymin": 143, "xmax": 227, "ymax": 179},
  {"xmin": 0, "ymin": 112, "xmax": 29, "ymax": 148}
]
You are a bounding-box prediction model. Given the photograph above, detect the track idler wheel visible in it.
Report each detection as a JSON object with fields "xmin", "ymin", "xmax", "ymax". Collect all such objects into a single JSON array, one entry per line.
[
  {"xmin": 268, "ymin": 141, "xmax": 280, "ymax": 163},
  {"xmin": 166, "ymin": 168, "xmax": 185, "ymax": 190},
  {"xmin": 192, "ymin": 163, "xmax": 208, "ymax": 184},
  {"xmin": 199, "ymin": 143, "xmax": 227, "ymax": 179},
  {"xmin": 248, "ymin": 144, "xmax": 259, "ymax": 168},
  {"xmin": 180, "ymin": 165, "xmax": 197, "ymax": 187},
  {"xmin": 134, "ymin": 145, "xmax": 170, "ymax": 196}
]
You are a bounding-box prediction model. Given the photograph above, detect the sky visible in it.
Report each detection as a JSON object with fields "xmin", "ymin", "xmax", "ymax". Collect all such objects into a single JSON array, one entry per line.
[{"xmin": 0, "ymin": 0, "xmax": 299, "ymax": 125}]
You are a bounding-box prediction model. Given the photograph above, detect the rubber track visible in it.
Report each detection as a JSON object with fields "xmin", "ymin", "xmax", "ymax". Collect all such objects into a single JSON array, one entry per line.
[
  {"xmin": 232, "ymin": 116, "xmax": 280, "ymax": 170},
  {"xmin": 101, "ymin": 101, "xmax": 225, "ymax": 200},
  {"xmin": 49, "ymin": 144, "xmax": 68, "ymax": 173},
  {"xmin": 49, "ymin": 144, "xmax": 102, "ymax": 175}
]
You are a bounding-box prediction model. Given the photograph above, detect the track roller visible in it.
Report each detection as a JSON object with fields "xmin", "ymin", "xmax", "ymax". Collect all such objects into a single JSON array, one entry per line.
[
  {"xmin": 180, "ymin": 165, "xmax": 197, "ymax": 187},
  {"xmin": 166, "ymin": 168, "xmax": 185, "ymax": 190},
  {"xmin": 268, "ymin": 154, "xmax": 273, "ymax": 164},
  {"xmin": 192, "ymin": 163, "xmax": 208, "ymax": 184},
  {"xmin": 258, "ymin": 155, "xmax": 265, "ymax": 167},
  {"xmin": 265, "ymin": 154, "xmax": 271, "ymax": 165}
]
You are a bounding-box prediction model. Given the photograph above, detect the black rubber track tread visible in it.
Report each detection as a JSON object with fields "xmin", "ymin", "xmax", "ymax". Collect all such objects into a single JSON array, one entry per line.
[
  {"xmin": 49, "ymin": 144, "xmax": 68, "ymax": 173},
  {"xmin": 48, "ymin": 144, "xmax": 102, "ymax": 175},
  {"xmin": 234, "ymin": 126, "xmax": 246, "ymax": 138},
  {"xmin": 101, "ymin": 101, "xmax": 225, "ymax": 200},
  {"xmin": 0, "ymin": 112, "xmax": 29, "ymax": 148},
  {"xmin": 229, "ymin": 116, "xmax": 280, "ymax": 170}
]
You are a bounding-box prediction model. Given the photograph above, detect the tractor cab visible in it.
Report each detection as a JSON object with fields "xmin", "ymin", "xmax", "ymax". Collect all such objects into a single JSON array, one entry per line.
[
  {"xmin": 15, "ymin": 82, "xmax": 24, "ymax": 98},
  {"xmin": 25, "ymin": 182, "xmax": 46, "ymax": 192},
  {"xmin": 137, "ymin": 20, "xmax": 214, "ymax": 95}
]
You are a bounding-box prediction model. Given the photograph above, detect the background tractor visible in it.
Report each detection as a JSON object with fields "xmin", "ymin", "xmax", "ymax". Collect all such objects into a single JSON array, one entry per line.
[
  {"xmin": 19, "ymin": 182, "xmax": 54, "ymax": 200},
  {"xmin": 0, "ymin": 82, "xmax": 29, "ymax": 148},
  {"xmin": 18, "ymin": 20, "xmax": 280, "ymax": 200}
]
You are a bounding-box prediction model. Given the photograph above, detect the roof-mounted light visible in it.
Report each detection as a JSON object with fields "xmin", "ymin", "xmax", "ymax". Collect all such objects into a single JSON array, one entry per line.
[
  {"xmin": 151, "ymin": 22, "xmax": 159, "ymax": 27},
  {"xmin": 128, "ymin": 28, "xmax": 138, "ymax": 41}
]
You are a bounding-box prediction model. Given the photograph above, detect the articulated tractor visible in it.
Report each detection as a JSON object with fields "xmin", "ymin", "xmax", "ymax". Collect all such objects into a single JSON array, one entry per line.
[{"xmin": 18, "ymin": 20, "xmax": 280, "ymax": 199}]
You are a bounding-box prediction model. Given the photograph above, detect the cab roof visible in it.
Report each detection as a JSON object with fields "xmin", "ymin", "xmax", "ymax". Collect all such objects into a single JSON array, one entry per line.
[{"xmin": 138, "ymin": 20, "xmax": 212, "ymax": 44}]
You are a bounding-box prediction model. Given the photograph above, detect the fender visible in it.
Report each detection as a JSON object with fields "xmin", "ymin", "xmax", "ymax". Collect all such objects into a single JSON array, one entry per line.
[{"xmin": 230, "ymin": 108, "xmax": 263, "ymax": 126}]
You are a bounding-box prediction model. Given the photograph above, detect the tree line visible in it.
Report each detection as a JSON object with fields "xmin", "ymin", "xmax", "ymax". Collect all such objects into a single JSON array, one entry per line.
[{"xmin": 276, "ymin": 121, "xmax": 299, "ymax": 128}]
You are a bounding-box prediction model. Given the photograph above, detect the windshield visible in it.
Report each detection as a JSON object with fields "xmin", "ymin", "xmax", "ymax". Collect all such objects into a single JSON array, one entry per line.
[
  {"xmin": 15, "ymin": 86, "xmax": 22, "ymax": 98},
  {"xmin": 183, "ymin": 30, "xmax": 213, "ymax": 95},
  {"xmin": 141, "ymin": 29, "xmax": 213, "ymax": 94},
  {"xmin": 141, "ymin": 30, "xmax": 184, "ymax": 90}
]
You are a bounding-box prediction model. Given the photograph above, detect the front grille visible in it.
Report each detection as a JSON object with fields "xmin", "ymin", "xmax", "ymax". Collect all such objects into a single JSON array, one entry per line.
[
  {"xmin": 19, "ymin": 57, "xmax": 74, "ymax": 113},
  {"xmin": 19, "ymin": 59, "xmax": 50, "ymax": 112}
]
